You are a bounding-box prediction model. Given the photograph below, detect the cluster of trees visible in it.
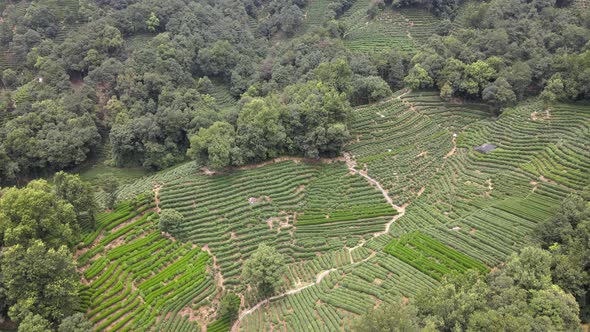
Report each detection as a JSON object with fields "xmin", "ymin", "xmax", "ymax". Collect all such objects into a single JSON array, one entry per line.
[
  {"xmin": 368, "ymin": 0, "xmax": 465, "ymax": 19},
  {"xmin": 188, "ymin": 77, "xmax": 352, "ymax": 169},
  {"xmin": 0, "ymin": 172, "xmax": 96, "ymax": 331},
  {"xmin": 355, "ymin": 189, "xmax": 590, "ymax": 331},
  {"xmin": 2, "ymin": 0, "xmax": 587, "ymax": 183},
  {"xmin": 402, "ymin": 0, "xmax": 590, "ymax": 110},
  {"xmin": 0, "ymin": 0, "xmax": 408, "ymax": 184}
]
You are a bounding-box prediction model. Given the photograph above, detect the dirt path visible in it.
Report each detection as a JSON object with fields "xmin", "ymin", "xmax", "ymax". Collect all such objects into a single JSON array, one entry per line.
[
  {"xmin": 153, "ymin": 184, "xmax": 162, "ymax": 213},
  {"xmin": 231, "ymin": 153, "xmax": 407, "ymax": 331},
  {"xmin": 444, "ymin": 135, "xmax": 457, "ymax": 159},
  {"xmin": 231, "ymin": 269, "xmax": 337, "ymax": 331},
  {"xmin": 344, "ymin": 153, "xmax": 403, "ymax": 212},
  {"xmin": 202, "ymin": 245, "xmax": 225, "ymax": 292}
]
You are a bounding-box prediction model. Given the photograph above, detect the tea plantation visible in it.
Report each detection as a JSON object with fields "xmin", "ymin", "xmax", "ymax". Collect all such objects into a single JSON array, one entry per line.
[{"xmin": 76, "ymin": 89, "xmax": 590, "ymax": 331}]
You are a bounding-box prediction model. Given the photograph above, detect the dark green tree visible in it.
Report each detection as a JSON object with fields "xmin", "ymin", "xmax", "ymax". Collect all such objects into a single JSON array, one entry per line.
[
  {"xmin": 187, "ymin": 121, "xmax": 238, "ymax": 169},
  {"xmin": 242, "ymin": 243, "xmax": 286, "ymax": 297},
  {"xmin": 158, "ymin": 209, "xmax": 184, "ymax": 234},
  {"xmin": 219, "ymin": 293, "xmax": 241, "ymax": 323},
  {"xmin": 17, "ymin": 313, "xmax": 51, "ymax": 332},
  {"xmin": 57, "ymin": 313, "xmax": 93, "ymax": 332},
  {"xmin": 53, "ymin": 172, "xmax": 98, "ymax": 230},
  {"xmin": 0, "ymin": 180, "xmax": 76, "ymax": 248},
  {"xmin": 2, "ymin": 240, "xmax": 80, "ymax": 323}
]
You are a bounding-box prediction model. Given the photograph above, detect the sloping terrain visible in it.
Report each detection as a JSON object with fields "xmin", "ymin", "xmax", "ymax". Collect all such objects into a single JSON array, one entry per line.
[{"xmin": 84, "ymin": 90, "xmax": 589, "ymax": 331}]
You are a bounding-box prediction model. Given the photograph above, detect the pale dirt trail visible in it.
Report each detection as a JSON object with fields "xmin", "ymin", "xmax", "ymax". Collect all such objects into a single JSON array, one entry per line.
[
  {"xmin": 231, "ymin": 154, "xmax": 406, "ymax": 331},
  {"xmin": 231, "ymin": 269, "xmax": 336, "ymax": 332},
  {"xmin": 444, "ymin": 135, "xmax": 457, "ymax": 159},
  {"xmin": 153, "ymin": 184, "xmax": 162, "ymax": 213}
]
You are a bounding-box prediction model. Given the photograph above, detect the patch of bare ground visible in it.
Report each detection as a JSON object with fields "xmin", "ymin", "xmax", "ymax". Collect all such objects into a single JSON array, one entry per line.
[
  {"xmin": 470, "ymin": 228, "xmax": 477, "ymax": 235},
  {"xmin": 530, "ymin": 180, "xmax": 538, "ymax": 192},
  {"xmin": 74, "ymin": 233, "xmax": 104, "ymax": 261},
  {"xmin": 153, "ymin": 184, "xmax": 162, "ymax": 213},
  {"xmin": 160, "ymin": 230, "xmax": 177, "ymax": 242},
  {"xmin": 296, "ymin": 184, "xmax": 305, "ymax": 193},
  {"xmin": 373, "ymin": 299, "xmax": 383, "ymax": 309},
  {"xmin": 266, "ymin": 217, "xmax": 279, "ymax": 230},
  {"xmin": 417, "ymin": 151, "xmax": 428, "ymax": 158},
  {"xmin": 179, "ymin": 304, "xmax": 216, "ymax": 331},
  {"xmin": 531, "ymin": 110, "xmax": 551, "ymax": 121},
  {"xmin": 444, "ymin": 135, "xmax": 457, "ymax": 159},
  {"xmin": 484, "ymin": 178, "xmax": 493, "ymax": 197},
  {"xmin": 539, "ymin": 175, "xmax": 558, "ymax": 185},
  {"xmin": 373, "ymin": 278, "xmax": 383, "ymax": 286},
  {"xmin": 202, "ymin": 245, "xmax": 225, "ymax": 292},
  {"xmin": 417, "ymin": 186, "xmax": 426, "ymax": 197}
]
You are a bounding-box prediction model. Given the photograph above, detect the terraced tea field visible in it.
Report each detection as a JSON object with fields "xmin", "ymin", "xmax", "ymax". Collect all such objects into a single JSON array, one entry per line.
[
  {"xmin": 235, "ymin": 94, "xmax": 588, "ymax": 330},
  {"xmin": 342, "ymin": 7, "xmax": 439, "ymax": 53},
  {"xmin": 83, "ymin": 90, "xmax": 589, "ymax": 331},
  {"xmin": 77, "ymin": 198, "xmax": 215, "ymax": 331}
]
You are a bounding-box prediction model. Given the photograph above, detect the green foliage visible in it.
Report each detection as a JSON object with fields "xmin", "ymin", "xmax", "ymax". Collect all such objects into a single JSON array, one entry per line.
[
  {"xmin": 0, "ymin": 99, "xmax": 100, "ymax": 182},
  {"xmin": 53, "ymin": 171, "xmax": 98, "ymax": 230},
  {"xmin": 482, "ymin": 77, "xmax": 516, "ymax": 110},
  {"xmin": 0, "ymin": 180, "xmax": 76, "ymax": 248},
  {"xmin": 412, "ymin": 248, "xmax": 580, "ymax": 332},
  {"xmin": 2, "ymin": 240, "xmax": 80, "ymax": 323},
  {"xmin": 18, "ymin": 313, "xmax": 52, "ymax": 332},
  {"xmin": 187, "ymin": 121, "xmax": 237, "ymax": 169},
  {"xmin": 146, "ymin": 12, "xmax": 160, "ymax": 32},
  {"xmin": 242, "ymin": 243, "xmax": 286, "ymax": 297},
  {"xmin": 158, "ymin": 208, "xmax": 184, "ymax": 234},
  {"xmin": 313, "ymin": 59, "xmax": 353, "ymax": 94},
  {"xmin": 99, "ymin": 176, "xmax": 119, "ymax": 209},
  {"xmin": 57, "ymin": 313, "xmax": 92, "ymax": 332},
  {"xmin": 236, "ymin": 97, "xmax": 287, "ymax": 163},
  {"xmin": 351, "ymin": 76, "xmax": 392, "ymax": 105},
  {"xmin": 189, "ymin": 79, "xmax": 352, "ymax": 168},
  {"xmin": 219, "ymin": 293, "xmax": 241, "ymax": 324},
  {"xmin": 404, "ymin": 64, "xmax": 433, "ymax": 89},
  {"xmin": 406, "ymin": 0, "xmax": 590, "ymax": 107},
  {"xmin": 352, "ymin": 299, "xmax": 420, "ymax": 332}
]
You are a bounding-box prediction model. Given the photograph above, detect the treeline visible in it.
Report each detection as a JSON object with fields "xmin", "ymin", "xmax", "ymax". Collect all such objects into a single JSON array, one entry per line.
[
  {"xmin": 368, "ymin": 0, "xmax": 465, "ymax": 19},
  {"xmin": 0, "ymin": 172, "xmax": 97, "ymax": 331},
  {"xmin": 402, "ymin": 0, "xmax": 590, "ymax": 109},
  {"xmin": 0, "ymin": 0, "xmax": 404, "ymax": 183},
  {"xmin": 1, "ymin": 0, "xmax": 588, "ymax": 182},
  {"xmin": 354, "ymin": 188, "xmax": 590, "ymax": 331}
]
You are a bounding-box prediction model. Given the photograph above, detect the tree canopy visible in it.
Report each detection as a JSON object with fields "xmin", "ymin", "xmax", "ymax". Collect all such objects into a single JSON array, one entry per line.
[{"xmin": 241, "ymin": 243, "xmax": 286, "ymax": 298}]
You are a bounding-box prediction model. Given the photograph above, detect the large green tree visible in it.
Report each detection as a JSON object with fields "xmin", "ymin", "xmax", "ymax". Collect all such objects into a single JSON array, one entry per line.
[
  {"xmin": 0, "ymin": 180, "xmax": 76, "ymax": 248},
  {"xmin": 57, "ymin": 313, "xmax": 93, "ymax": 332},
  {"xmin": 187, "ymin": 121, "xmax": 238, "ymax": 169},
  {"xmin": 158, "ymin": 209, "xmax": 184, "ymax": 235},
  {"xmin": 242, "ymin": 243, "xmax": 286, "ymax": 298},
  {"xmin": 2, "ymin": 240, "xmax": 80, "ymax": 323},
  {"xmin": 53, "ymin": 172, "xmax": 98, "ymax": 230},
  {"xmin": 352, "ymin": 299, "xmax": 421, "ymax": 332}
]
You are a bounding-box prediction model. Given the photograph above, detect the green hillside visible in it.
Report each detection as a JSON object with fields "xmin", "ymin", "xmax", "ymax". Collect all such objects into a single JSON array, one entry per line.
[{"xmin": 83, "ymin": 92, "xmax": 589, "ymax": 331}]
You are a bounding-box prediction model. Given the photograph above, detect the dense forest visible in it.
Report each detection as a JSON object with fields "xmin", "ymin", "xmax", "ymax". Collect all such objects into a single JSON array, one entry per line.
[
  {"xmin": 0, "ymin": 0, "xmax": 589, "ymax": 331},
  {"xmin": 0, "ymin": 0, "xmax": 588, "ymax": 183}
]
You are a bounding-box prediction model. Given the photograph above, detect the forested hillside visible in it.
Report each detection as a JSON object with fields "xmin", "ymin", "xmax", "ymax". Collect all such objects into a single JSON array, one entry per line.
[{"xmin": 0, "ymin": 0, "xmax": 588, "ymax": 331}]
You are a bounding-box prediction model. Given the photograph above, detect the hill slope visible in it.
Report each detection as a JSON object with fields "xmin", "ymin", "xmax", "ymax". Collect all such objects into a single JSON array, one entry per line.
[{"xmin": 82, "ymin": 92, "xmax": 589, "ymax": 331}]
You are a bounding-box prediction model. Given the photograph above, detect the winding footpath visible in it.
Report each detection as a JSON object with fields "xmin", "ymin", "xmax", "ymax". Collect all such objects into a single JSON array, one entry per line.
[{"xmin": 231, "ymin": 154, "xmax": 406, "ymax": 331}]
